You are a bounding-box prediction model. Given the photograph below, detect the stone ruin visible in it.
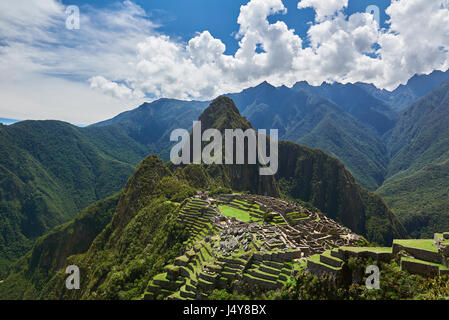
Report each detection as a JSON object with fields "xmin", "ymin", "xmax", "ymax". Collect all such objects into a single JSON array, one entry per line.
[
  {"xmin": 215, "ymin": 194, "xmax": 361, "ymax": 257},
  {"xmin": 305, "ymin": 232, "xmax": 449, "ymax": 284},
  {"xmin": 144, "ymin": 193, "xmax": 364, "ymax": 300},
  {"xmin": 147, "ymin": 192, "xmax": 449, "ymax": 300},
  {"xmin": 434, "ymin": 232, "xmax": 449, "ymax": 267}
]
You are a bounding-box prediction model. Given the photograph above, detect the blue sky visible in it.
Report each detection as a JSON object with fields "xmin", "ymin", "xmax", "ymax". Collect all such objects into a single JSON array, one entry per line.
[
  {"xmin": 63, "ymin": 0, "xmax": 390, "ymax": 54},
  {"xmin": 0, "ymin": 0, "xmax": 448, "ymax": 123}
]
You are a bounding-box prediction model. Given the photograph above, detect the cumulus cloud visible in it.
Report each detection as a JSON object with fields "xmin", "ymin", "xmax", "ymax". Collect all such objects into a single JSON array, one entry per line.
[
  {"xmin": 187, "ymin": 31, "xmax": 226, "ymax": 67},
  {"xmin": 90, "ymin": 76, "xmax": 143, "ymax": 100},
  {"xmin": 0, "ymin": 0, "xmax": 152, "ymax": 123},
  {"xmin": 101, "ymin": 0, "xmax": 449, "ymax": 101},
  {"xmin": 296, "ymin": 12, "xmax": 382, "ymax": 84},
  {"xmin": 297, "ymin": 0, "xmax": 348, "ymax": 21},
  {"xmin": 120, "ymin": 0, "xmax": 304, "ymax": 99},
  {"xmin": 1, "ymin": 0, "xmax": 449, "ymax": 123},
  {"xmin": 377, "ymin": 0, "xmax": 449, "ymax": 88}
]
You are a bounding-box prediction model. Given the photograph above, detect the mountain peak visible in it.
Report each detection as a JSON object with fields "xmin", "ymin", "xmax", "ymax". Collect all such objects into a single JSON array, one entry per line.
[
  {"xmin": 209, "ymin": 96, "xmax": 240, "ymax": 113},
  {"xmin": 259, "ymin": 80, "xmax": 271, "ymax": 86},
  {"xmin": 254, "ymin": 80, "xmax": 275, "ymax": 90},
  {"xmin": 198, "ymin": 96, "xmax": 252, "ymax": 132}
]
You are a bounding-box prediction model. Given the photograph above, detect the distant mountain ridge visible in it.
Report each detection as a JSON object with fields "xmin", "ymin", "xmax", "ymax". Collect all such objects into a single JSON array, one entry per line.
[
  {"xmin": 92, "ymin": 81, "xmax": 396, "ymax": 190},
  {"xmin": 1, "ymin": 69, "xmax": 448, "ymax": 278},
  {"xmin": 226, "ymin": 81, "xmax": 390, "ymax": 190},
  {"xmin": 0, "ymin": 120, "xmax": 150, "ymax": 277},
  {"xmin": 292, "ymin": 81, "xmax": 397, "ymax": 135},
  {"xmin": 379, "ymin": 78, "xmax": 449, "ymax": 237},
  {"xmin": 88, "ymin": 69, "xmax": 448, "ymax": 191},
  {"xmin": 357, "ymin": 70, "xmax": 449, "ymax": 111},
  {"xmin": 88, "ymin": 69, "xmax": 449, "ymax": 238},
  {"xmin": 0, "ymin": 96, "xmax": 405, "ymax": 300},
  {"xmin": 92, "ymin": 99, "xmax": 209, "ymax": 160}
]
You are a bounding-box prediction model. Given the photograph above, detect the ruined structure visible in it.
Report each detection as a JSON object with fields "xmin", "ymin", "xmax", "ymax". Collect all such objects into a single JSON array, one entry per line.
[
  {"xmin": 306, "ymin": 232, "xmax": 449, "ymax": 281},
  {"xmin": 143, "ymin": 193, "xmax": 361, "ymax": 300}
]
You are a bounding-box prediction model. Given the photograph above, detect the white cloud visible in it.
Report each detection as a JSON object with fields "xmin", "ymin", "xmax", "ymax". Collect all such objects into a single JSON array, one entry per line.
[
  {"xmin": 295, "ymin": 12, "xmax": 382, "ymax": 84},
  {"xmin": 90, "ymin": 76, "xmax": 142, "ymax": 100},
  {"xmin": 0, "ymin": 73, "xmax": 132, "ymax": 125},
  {"xmin": 297, "ymin": 0, "xmax": 348, "ymax": 22},
  {"xmin": 376, "ymin": 0, "xmax": 449, "ymax": 88},
  {"xmin": 187, "ymin": 31, "xmax": 226, "ymax": 67},
  {"xmin": 124, "ymin": 0, "xmax": 304, "ymax": 99},
  {"xmin": 0, "ymin": 0, "xmax": 151, "ymax": 124},
  {"xmin": 1, "ymin": 0, "xmax": 449, "ymax": 123},
  {"xmin": 112, "ymin": 0, "xmax": 449, "ymax": 101}
]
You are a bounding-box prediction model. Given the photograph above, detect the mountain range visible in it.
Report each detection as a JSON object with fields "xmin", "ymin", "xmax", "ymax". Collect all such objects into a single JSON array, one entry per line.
[
  {"xmin": 0, "ymin": 96, "xmax": 405, "ymax": 299},
  {"xmin": 0, "ymin": 69, "xmax": 449, "ymax": 279}
]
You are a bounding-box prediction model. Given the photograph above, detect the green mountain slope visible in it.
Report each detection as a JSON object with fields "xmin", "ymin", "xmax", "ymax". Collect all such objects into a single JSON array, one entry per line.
[
  {"xmin": 276, "ymin": 141, "xmax": 405, "ymax": 245},
  {"xmin": 0, "ymin": 97, "xmax": 405, "ymax": 300},
  {"xmin": 195, "ymin": 96, "xmax": 279, "ymax": 197},
  {"xmin": 385, "ymin": 79, "xmax": 449, "ymax": 177},
  {"xmin": 0, "ymin": 193, "xmax": 120, "ymax": 299},
  {"xmin": 94, "ymin": 83, "xmax": 397, "ymax": 191},
  {"xmin": 0, "ymin": 121, "xmax": 143, "ymax": 278},
  {"xmin": 378, "ymin": 159, "xmax": 449, "ymax": 238},
  {"xmin": 92, "ymin": 99, "xmax": 209, "ymax": 160},
  {"xmin": 228, "ymin": 83, "xmax": 389, "ymax": 190},
  {"xmin": 291, "ymin": 102, "xmax": 388, "ymax": 190},
  {"xmin": 0, "ymin": 155, "xmax": 193, "ymax": 299},
  {"xmin": 378, "ymin": 79, "xmax": 449, "ymax": 237},
  {"xmin": 292, "ymin": 81, "xmax": 398, "ymax": 135}
]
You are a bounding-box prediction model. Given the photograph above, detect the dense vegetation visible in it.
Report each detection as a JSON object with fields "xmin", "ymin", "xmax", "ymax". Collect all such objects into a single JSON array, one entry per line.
[
  {"xmin": 0, "ymin": 121, "xmax": 146, "ymax": 278},
  {"xmin": 0, "ymin": 97, "xmax": 409, "ymax": 300},
  {"xmin": 195, "ymin": 97, "xmax": 404, "ymax": 244},
  {"xmin": 276, "ymin": 257, "xmax": 449, "ymax": 300},
  {"xmin": 227, "ymin": 82, "xmax": 390, "ymax": 190},
  {"xmin": 379, "ymin": 79, "xmax": 449, "ymax": 237},
  {"xmin": 1, "ymin": 70, "xmax": 449, "ymax": 293},
  {"xmin": 0, "ymin": 156, "xmax": 190, "ymax": 299},
  {"xmin": 0, "ymin": 193, "xmax": 119, "ymax": 299},
  {"xmin": 276, "ymin": 141, "xmax": 405, "ymax": 245},
  {"xmin": 114, "ymin": 75, "xmax": 449, "ymax": 240}
]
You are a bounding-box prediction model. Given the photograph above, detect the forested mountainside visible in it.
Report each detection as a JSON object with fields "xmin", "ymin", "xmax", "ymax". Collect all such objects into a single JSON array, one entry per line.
[
  {"xmin": 379, "ymin": 79, "xmax": 449, "ymax": 237},
  {"xmin": 0, "ymin": 97, "xmax": 405, "ymax": 300},
  {"xmin": 1, "ymin": 71, "xmax": 448, "ymax": 280},
  {"xmin": 227, "ymin": 82, "xmax": 389, "ymax": 190},
  {"xmin": 0, "ymin": 121, "xmax": 146, "ymax": 278}
]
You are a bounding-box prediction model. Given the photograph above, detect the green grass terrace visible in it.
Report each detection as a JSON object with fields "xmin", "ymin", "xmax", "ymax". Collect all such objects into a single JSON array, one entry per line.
[
  {"xmin": 339, "ymin": 246, "xmax": 393, "ymax": 253},
  {"xmin": 393, "ymin": 239, "xmax": 438, "ymax": 252},
  {"xmin": 218, "ymin": 205, "xmax": 253, "ymax": 222}
]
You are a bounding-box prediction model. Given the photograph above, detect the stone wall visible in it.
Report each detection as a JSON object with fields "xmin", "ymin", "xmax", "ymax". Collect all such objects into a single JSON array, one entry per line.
[
  {"xmin": 401, "ymin": 260, "xmax": 439, "ymax": 277},
  {"xmin": 307, "ymin": 260, "xmax": 341, "ymax": 280},
  {"xmin": 393, "ymin": 243, "xmax": 442, "ymax": 264},
  {"xmin": 320, "ymin": 255, "xmax": 343, "ymax": 268},
  {"xmin": 339, "ymin": 249, "xmax": 393, "ymax": 263},
  {"xmin": 242, "ymin": 275, "xmax": 281, "ymax": 290}
]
